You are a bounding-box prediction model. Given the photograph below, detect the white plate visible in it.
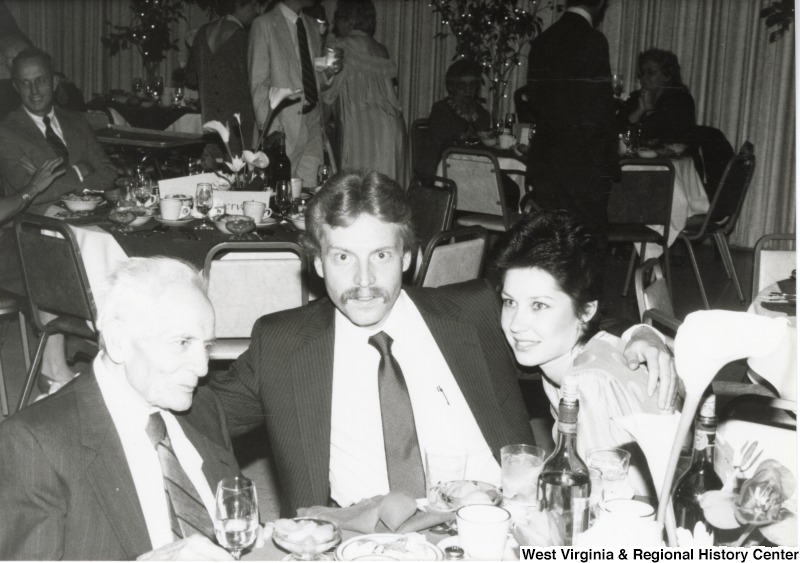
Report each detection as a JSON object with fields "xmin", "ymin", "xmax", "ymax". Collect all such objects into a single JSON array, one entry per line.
[
  {"xmin": 154, "ymin": 215, "xmax": 193, "ymax": 227},
  {"xmin": 257, "ymin": 217, "xmax": 278, "ymax": 227},
  {"xmin": 436, "ymin": 534, "xmax": 518, "ymax": 561},
  {"xmin": 335, "ymin": 533, "xmax": 443, "ymax": 561}
]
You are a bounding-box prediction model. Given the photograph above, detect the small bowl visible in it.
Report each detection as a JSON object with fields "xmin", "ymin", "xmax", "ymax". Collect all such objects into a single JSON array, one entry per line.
[
  {"xmin": 61, "ymin": 195, "xmax": 103, "ymax": 212},
  {"xmin": 213, "ymin": 215, "xmax": 254, "ymax": 235},
  {"xmin": 273, "ymin": 517, "xmax": 341, "ymax": 559},
  {"xmin": 124, "ymin": 206, "xmax": 155, "ymax": 227},
  {"xmin": 430, "ymin": 480, "xmax": 502, "ymax": 512}
]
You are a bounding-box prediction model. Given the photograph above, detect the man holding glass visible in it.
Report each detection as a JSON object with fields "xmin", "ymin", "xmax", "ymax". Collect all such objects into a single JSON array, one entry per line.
[
  {"xmin": 211, "ymin": 170, "xmax": 677, "ymax": 516},
  {"xmin": 0, "ymin": 258, "xmax": 237, "ymax": 561}
]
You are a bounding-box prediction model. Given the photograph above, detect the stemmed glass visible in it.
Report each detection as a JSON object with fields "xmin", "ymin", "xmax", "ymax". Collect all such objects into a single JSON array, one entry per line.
[
  {"xmin": 132, "ymin": 77, "xmax": 143, "ymax": 98},
  {"xmin": 612, "ymin": 73, "xmax": 624, "ymax": 99},
  {"xmin": 622, "ymin": 125, "xmax": 638, "ymax": 156},
  {"xmin": 108, "ymin": 205, "xmax": 136, "ymax": 234},
  {"xmin": 195, "ymin": 182, "xmax": 214, "ymax": 230},
  {"xmin": 504, "ymin": 112, "xmax": 517, "ymax": 131},
  {"xmin": 214, "ymin": 476, "xmax": 259, "ymax": 561},
  {"xmin": 151, "ymin": 76, "xmax": 164, "ymax": 99},
  {"xmin": 274, "ymin": 180, "xmax": 292, "ymax": 220},
  {"xmin": 132, "ymin": 182, "xmax": 153, "ymax": 207},
  {"xmin": 317, "ymin": 164, "xmax": 331, "ymax": 188}
]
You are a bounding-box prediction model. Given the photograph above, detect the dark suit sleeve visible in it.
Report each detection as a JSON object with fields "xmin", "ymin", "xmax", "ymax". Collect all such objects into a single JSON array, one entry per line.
[
  {"xmin": 0, "ymin": 419, "xmax": 67, "ymax": 560},
  {"xmin": 575, "ymin": 31, "xmax": 616, "ymax": 173},
  {"xmin": 210, "ymin": 318, "xmax": 271, "ymax": 438},
  {"xmin": 68, "ymin": 114, "xmax": 117, "ymax": 194}
]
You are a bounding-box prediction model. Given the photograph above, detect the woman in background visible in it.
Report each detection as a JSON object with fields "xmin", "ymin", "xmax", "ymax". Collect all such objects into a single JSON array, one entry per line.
[
  {"xmin": 187, "ymin": 0, "xmax": 260, "ymax": 154},
  {"xmin": 322, "ymin": 0, "xmax": 407, "ymax": 185},
  {"xmin": 617, "ymin": 48, "xmax": 696, "ymax": 146}
]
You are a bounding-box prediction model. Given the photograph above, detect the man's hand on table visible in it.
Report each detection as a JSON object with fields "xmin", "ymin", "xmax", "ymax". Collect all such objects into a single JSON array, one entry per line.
[
  {"xmin": 623, "ymin": 326, "xmax": 680, "ymax": 410},
  {"xmin": 137, "ymin": 535, "xmax": 233, "ymax": 561}
]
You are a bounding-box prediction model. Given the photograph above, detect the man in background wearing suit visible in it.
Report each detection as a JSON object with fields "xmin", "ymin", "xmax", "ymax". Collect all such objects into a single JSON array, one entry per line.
[
  {"xmin": 211, "ymin": 170, "xmax": 676, "ymax": 516},
  {"xmin": 0, "ymin": 258, "xmax": 237, "ymax": 561},
  {"xmin": 248, "ymin": 0, "xmax": 341, "ymax": 188},
  {"xmin": 0, "ymin": 48, "xmax": 116, "ymax": 209},
  {"xmin": 524, "ymin": 0, "xmax": 618, "ymax": 235}
]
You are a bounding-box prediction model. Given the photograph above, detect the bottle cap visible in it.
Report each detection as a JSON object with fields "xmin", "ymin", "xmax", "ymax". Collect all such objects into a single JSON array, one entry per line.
[
  {"xmin": 562, "ymin": 375, "xmax": 579, "ymax": 403},
  {"xmin": 699, "ymin": 394, "xmax": 716, "ymax": 418}
]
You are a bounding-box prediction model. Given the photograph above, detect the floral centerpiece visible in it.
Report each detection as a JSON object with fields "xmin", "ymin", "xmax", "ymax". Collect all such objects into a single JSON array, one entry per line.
[{"xmin": 203, "ymin": 115, "xmax": 269, "ymax": 191}]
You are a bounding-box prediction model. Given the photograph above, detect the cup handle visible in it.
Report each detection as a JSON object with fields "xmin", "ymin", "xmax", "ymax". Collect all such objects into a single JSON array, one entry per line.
[
  {"xmin": 262, "ymin": 208, "xmax": 273, "ymax": 218},
  {"xmin": 146, "ymin": 194, "xmax": 158, "ymax": 207},
  {"xmin": 179, "ymin": 206, "xmax": 191, "ymax": 219}
]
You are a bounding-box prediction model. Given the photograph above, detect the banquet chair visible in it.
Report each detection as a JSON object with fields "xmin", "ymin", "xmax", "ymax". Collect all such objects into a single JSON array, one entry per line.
[
  {"xmin": 406, "ymin": 174, "xmax": 456, "ymax": 250},
  {"xmin": 0, "ymin": 293, "xmax": 31, "ymax": 416},
  {"xmin": 751, "ymin": 232, "xmax": 796, "ymax": 302},
  {"xmin": 410, "ymin": 118, "xmax": 432, "ymax": 176},
  {"xmin": 204, "ymin": 241, "xmax": 308, "ymax": 360},
  {"xmin": 14, "ymin": 214, "xmax": 98, "ymax": 412},
  {"xmin": 84, "ymin": 107, "xmax": 115, "ymax": 130},
  {"xmin": 634, "ymin": 257, "xmax": 675, "ymax": 322},
  {"xmin": 413, "ymin": 226, "xmax": 487, "ymax": 288},
  {"xmin": 442, "ymin": 147, "xmax": 519, "ymax": 233},
  {"xmin": 689, "ymin": 125, "xmax": 735, "ymax": 201},
  {"xmin": 607, "ymin": 158, "xmax": 675, "ymax": 297},
  {"xmin": 677, "ymin": 141, "xmax": 755, "ymax": 309}
]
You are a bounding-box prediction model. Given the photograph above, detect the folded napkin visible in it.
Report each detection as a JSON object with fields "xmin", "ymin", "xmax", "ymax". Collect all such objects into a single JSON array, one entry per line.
[{"xmin": 298, "ymin": 493, "xmax": 452, "ymax": 534}]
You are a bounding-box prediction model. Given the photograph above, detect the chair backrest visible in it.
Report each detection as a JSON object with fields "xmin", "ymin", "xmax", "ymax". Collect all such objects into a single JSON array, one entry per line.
[
  {"xmin": 705, "ymin": 141, "xmax": 756, "ymax": 234},
  {"xmin": 608, "ymin": 159, "xmax": 675, "ymax": 232},
  {"xmin": 752, "ymin": 233, "xmax": 797, "ymax": 301},
  {"xmin": 85, "ymin": 108, "xmax": 113, "ymax": 130},
  {"xmin": 635, "ymin": 257, "xmax": 675, "ymax": 320},
  {"xmin": 414, "ymin": 226, "xmax": 487, "ymax": 288},
  {"xmin": 442, "ymin": 147, "xmax": 509, "ymax": 225},
  {"xmin": 14, "ymin": 214, "xmax": 97, "ymax": 331},
  {"xmin": 410, "ymin": 118, "xmax": 432, "ymax": 176},
  {"xmin": 204, "ymin": 242, "xmax": 308, "ymax": 338},
  {"xmin": 406, "ymin": 174, "xmax": 456, "ymax": 250},
  {"xmin": 690, "ymin": 125, "xmax": 735, "ymax": 198}
]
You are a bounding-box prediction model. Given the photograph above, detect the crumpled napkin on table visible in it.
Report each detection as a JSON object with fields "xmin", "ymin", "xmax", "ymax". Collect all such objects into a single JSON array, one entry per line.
[{"xmin": 297, "ymin": 492, "xmax": 452, "ymax": 534}]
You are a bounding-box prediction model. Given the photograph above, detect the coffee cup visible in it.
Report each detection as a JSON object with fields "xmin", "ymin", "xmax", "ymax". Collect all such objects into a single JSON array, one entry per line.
[
  {"xmin": 498, "ymin": 132, "xmax": 515, "ymax": 149},
  {"xmin": 243, "ymin": 200, "xmax": 273, "ymax": 223},
  {"xmin": 290, "ymin": 177, "xmax": 303, "ymax": 199},
  {"xmin": 159, "ymin": 197, "xmax": 191, "ymax": 221}
]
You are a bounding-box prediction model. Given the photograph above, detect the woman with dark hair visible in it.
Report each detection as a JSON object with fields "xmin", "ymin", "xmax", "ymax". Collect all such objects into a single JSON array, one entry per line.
[
  {"xmin": 322, "ymin": 0, "xmax": 407, "ymax": 185},
  {"xmin": 617, "ymin": 48, "xmax": 696, "ymax": 145},
  {"xmin": 186, "ymin": 0, "xmax": 260, "ymax": 154},
  {"xmin": 495, "ymin": 209, "xmax": 674, "ymax": 496}
]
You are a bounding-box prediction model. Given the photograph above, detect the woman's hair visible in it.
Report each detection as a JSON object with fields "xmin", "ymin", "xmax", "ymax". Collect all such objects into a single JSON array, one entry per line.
[
  {"xmin": 444, "ymin": 59, "xmax": 483, "ymax": 95},
  {"xmin": 636, "ymin": 48, "xmax": 684, "ymax": 87},
  {"xmin": 494, "ymin": 210, "xmax": 603, "ymax": 343},
  {"xmin": 335, "ymin": 0, "xmax": 376, "ymax": 37}
]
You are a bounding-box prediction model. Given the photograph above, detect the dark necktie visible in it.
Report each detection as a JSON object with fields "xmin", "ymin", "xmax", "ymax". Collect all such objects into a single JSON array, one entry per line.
[
  {"xmin": 42, "ymin": 115, "xmax": 69, "ymax": 163},
  {"xmin": 146, "ymin": 412, "xmax": 214, "ymax": 541},
  {"xmin": 296, "ymin": 17, "xmax": 318, "ymax": 111},
  {"xmin": 368, "ymin": 331, "xmax": 426, "ymax": 498}
]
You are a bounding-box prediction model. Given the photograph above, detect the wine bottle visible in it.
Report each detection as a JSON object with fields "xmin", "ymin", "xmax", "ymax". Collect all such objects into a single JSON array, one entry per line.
[
  {"xmin": 672, "ymin": 394, "xmax": 723, "ymax": 539},
  {"xmin": 270, "ymin": 128, "xmax": 292, "ymax": 185},
  {"xmin": 538, "ymin": 375, "xmax": 591, "ymax": 546}
]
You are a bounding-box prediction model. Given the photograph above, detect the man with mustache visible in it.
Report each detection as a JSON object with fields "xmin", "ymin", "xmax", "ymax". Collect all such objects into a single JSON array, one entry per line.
[{"xmin": 211, "ymin": 170, "xmax": 676, "ymax": 516}]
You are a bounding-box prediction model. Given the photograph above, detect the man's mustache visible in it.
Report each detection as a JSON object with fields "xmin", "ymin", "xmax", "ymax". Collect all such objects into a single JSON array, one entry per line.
[{"xmin": 340, "ymin": 287, "xmax": 390, "ymax": 302}]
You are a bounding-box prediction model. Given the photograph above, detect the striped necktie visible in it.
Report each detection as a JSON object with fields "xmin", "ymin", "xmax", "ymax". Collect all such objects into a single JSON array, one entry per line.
[
  {"xmin": 42, "ymin": 115, "xmax": 69, "ymax": 163},
  {"xmin": 146, "ymin": 412, "xmax": 215, "ymax": 541},
  {"xmin": 296, "ymin": 17, "xmax": 318, "ymax": 111},
  {"xmin": 368, "ymin": 331, "xmax": 426, "ymax": 498}
]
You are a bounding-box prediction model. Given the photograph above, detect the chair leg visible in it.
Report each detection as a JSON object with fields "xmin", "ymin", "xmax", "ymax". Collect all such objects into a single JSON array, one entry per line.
[
  {"xmin": 0, "ymin": 352, "xmax": 8, "ymax": 417},
  {"xmin": 18, "ymin": 311, "xmax": 31, "ymax": 372},
  {"xmin": 681, "ymin": 236, "xmax": 710, "ymax": 310},
  {"xmin": 662, "ymin": 243, "xmax": 673, "ymax": 298},
  {"xmin": 17, "ymin": 332, "xmax": 48, "ymax": 413},
  {"xmin": 714, "ymin": 232, "xmax": 745, "ymax": 302},
  {"xmin": 621, "ymin": 248, "xmax": 638, "ymax": 297}
]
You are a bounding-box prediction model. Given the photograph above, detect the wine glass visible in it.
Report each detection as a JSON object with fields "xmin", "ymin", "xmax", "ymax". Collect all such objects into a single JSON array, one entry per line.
[
  {"xmin": 132, "ymin": 183, "xmax": 153, "ymax": 207},
  {"xmin": 214, "ymin": 476, "xmax": 259, "ymax": 561},
  {"xmin": 317, "ymin": 164, "xmax": 331, "ymax": 188},
  {"xmin": 195, "ymin": 182, "xmax": 214, "ymax": 230},
  {"xmin": 274, "ymin": 180, "xmax": 292, "ymax": 219},
  {"xmin": 173, "ymin": 86, "xmax": 185, "ymax": 106},
  {"xmin": 612, "ymin": 73, "xmax": 624, "ymax": 99},
  {"xmin": 152, "ymin": 76, "xmax": 164, "ymax": 99},
  {"xmin": 622, "ymin": 125, "xmax": 637, "ymax": 156},
  {"xmin": 504, "ymin": 112, "xmax": 517, "ymax": 131},
  {"xmin": 132, "ymin": 77, "xmax": 143, "ymax": 98},
  {"xmin": 226, "ymin": 217, "xmax": 256, "ymax": 241}
]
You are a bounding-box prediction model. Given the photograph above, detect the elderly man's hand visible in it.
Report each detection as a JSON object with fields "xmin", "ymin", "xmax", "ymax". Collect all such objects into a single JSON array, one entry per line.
[
  {"xmin": 623, "ymin": 326, "xmax": 679, "ymax": 410},
  {"xmin": 137, "ymin": 535, "xmax": 233, "ymax": 561}
]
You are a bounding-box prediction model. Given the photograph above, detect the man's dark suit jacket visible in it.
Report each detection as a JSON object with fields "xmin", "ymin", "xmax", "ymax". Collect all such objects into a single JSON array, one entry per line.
[
  {"xmin": 0, "ymin": 371, "xmax": 239, "ymax": 560},
  {"xmin": 525, "ymin": 11, "xmax": 618, "ymax": 232},
  {"xmin": 211, "ymin": 280, "xmax": 535, "ymax": 516},
  {"xmin": 0, "ymin": 106, "xmax": 117, "ymax": 210}
]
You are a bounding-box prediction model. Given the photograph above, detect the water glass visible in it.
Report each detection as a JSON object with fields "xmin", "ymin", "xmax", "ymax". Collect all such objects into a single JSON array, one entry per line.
[
  {"xmin": 586, "ymin": 448, "xmax": 632, "ymax": 501},
  {"xmin": 456, "ymin": 505, "xmax": 510, "ymax": 560},
  {"xmin": 588, "ymin": 468, "xmax": 603, "ymax": 527},
  {"xmin": 504, "ymin": 112, "xmax": 517, "ymax": 131},
  {"xmin": 274, "ymin": 180, "xmax": 292, "ymax": 218},
  {"xmin": 317, "ymin": 164, "xmax": 331, "ymax": 188},
  {"xmin": 195, "ymin": 182, "xmax": 214, "ymax": 230},
  {"xmin": 612, "ymin": 73, "xmax": 624, "ymax": 98},
  {"xmin": 214, "ymin": 476, "xmax": 259, "ymax": 560},
  {"xmin": 425, "ymin": 444, "xmax": 467, "ymax": 505},
  {"xmin": 501, "ymin": 444, "xmax": 544, "ymax": 511}
]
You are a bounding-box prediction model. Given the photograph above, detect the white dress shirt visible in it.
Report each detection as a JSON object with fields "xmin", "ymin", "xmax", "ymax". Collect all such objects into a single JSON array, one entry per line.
[
  {"xmin": 93, "ymin": 356, "xmax": 216, "ymax": 550},
  {"xmin": 329, "ymin": 291, "xmax": 500, "ymax": 507}
]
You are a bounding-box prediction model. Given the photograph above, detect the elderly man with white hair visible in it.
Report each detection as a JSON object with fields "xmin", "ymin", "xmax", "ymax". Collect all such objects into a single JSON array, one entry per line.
[{"xmin": 0, "ymin": 257, "xmax": 239, "ymax": 561}]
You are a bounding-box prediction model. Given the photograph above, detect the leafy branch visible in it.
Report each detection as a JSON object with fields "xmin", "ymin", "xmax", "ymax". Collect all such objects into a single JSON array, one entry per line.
[
  {"xmin": 101, "ymin": 0, "xmax": 187, "ymax": 64},
  {"xmin": 760, "ymin": 0, "xmax": 794, "ymax": 42}
]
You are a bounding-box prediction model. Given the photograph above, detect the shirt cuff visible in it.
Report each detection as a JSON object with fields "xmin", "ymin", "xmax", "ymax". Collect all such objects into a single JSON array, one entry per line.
[{"xmin": 72, "ymin": 164, "xmax": 84, "ymax": 183}]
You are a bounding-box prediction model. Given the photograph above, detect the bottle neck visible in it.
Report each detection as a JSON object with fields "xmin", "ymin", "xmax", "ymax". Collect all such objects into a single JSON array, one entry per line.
[{"xmin": 690, "ymin": 418, "xmax": 717, "ymax": 467}]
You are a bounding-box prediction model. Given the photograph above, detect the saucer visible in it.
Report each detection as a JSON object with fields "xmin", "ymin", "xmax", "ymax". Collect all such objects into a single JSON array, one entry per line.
[
  {"xmin": 256, "ymin": 217, "xmax": 278, "ymax": 227},
  {"xmin": 155, "ymin": 215, "xmax": 193, "ymax": 227}
]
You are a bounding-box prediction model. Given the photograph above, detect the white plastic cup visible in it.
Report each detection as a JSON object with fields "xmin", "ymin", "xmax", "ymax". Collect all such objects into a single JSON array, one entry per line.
[
  {"xmin": 456, "ymin": 505, "xmax": 510, "ymax": 560},
  {"xmin": 290, "ymin": 177, "xmax": 303, "ymax": 199}
]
